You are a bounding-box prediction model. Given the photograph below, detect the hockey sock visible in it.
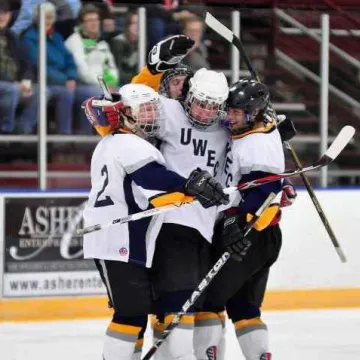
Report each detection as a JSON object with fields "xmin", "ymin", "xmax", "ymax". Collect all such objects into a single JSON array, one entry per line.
[
  {"xmin": 131, "ymin": 338, "xmax": 143, "ymax": 360},
  {"xmin": 233, "ymin": 317, "xmax": 269, "ymax": 360},
  {"xmin": 193, "ymin": 311, "xmax": 225, "ymax": 360},
  {"xmin": 103, "ymin": 321, "xmax": 142, "ymax": 360},
  {"xmin": 152, "ymin": 315, "xmax": 170, "ymax": 360},
  {"xmin": 132, "ymin": 321, "xmax": 147, "ymax": 360},
  {"xmin": 214, "ymin": 311, "xmax": 227, "ymax": 360},
  {"xmin": 157, "ymin": 313, "xmax": 196, "ymax": 360}
]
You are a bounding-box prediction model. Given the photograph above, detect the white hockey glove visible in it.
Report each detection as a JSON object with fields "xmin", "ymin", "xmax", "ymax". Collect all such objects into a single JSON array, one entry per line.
[{"xmin": 147, "ymin": 35, "xmax": 194, "ymax": 74}]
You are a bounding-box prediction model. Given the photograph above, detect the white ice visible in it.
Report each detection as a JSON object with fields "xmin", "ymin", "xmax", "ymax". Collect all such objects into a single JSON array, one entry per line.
[{"xmin": 1, "ymin": 309, "xmax": 360, "ymax": 360}]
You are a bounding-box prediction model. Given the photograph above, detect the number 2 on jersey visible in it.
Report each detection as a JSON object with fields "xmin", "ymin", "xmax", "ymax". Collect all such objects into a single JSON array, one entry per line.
[{"xmin": 94, "ymin": 165, "xmax": 114, "ymax": 207}]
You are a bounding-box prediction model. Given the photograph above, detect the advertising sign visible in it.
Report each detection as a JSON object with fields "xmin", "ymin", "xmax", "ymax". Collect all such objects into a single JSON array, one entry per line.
[{"xmin": 2, "ymin": 196, "xmax": 105, "ymax": 297}]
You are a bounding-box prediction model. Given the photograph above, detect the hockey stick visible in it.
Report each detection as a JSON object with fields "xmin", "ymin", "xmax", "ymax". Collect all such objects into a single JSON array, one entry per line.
[
  {"xmin": 77, "ymin": 125, "xmax": 354, "ymax": 236},
  {"xmin": 205, "ymin": 12, "xmax": 350, "ymax": 262},
  {"xmin": 141, "ymin": 192, "xmax": 276, "ymax": 360},
  {"xmin": 98, "ymin": 75, "xmax": 113, "ymax": 100}
]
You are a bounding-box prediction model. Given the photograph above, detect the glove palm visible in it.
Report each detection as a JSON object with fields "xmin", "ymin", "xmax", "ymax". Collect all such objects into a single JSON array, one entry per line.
[{"xmin": 148, "ymin": 35, "xmax": 195, "ymax": 74}]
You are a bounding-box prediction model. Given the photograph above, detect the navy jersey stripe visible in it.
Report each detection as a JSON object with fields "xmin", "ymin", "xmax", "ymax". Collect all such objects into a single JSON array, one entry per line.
[
  {"xmin": 130, "ymin": 161, "xmax": 186, "ymax": 192},
  {"xmin": 123, "ymin": 174, "xmax": 150, "ymax": 266},
  {"xmin": 238, "ymin": 171, "xmax": 282, "ymax": 213}
]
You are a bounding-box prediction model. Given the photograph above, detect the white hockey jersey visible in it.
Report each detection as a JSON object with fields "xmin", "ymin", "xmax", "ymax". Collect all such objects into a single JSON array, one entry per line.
[
  {"xmin": 83, "ymin": 132, "xmax": 186, "ymax": 267},
  {"xmin": 231, "ymin": 125, "xmax": 285, "ymax": 184},
  {"xmin": 158, "ymin": 96, "xmax": 230, "ymax": 242},
  {"xmin": 227, "ymin": 124, "xmax": 285, "ymax": 217}
]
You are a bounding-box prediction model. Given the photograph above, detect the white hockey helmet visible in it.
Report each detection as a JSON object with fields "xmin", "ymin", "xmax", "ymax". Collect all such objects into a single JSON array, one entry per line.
[
  {"xmin": 184, "ymin": 68, "xmax": 229, "ymax": 129},
  {"xmin": 119, "ymin": 83, "xmax": 164, "ymax": 137}
]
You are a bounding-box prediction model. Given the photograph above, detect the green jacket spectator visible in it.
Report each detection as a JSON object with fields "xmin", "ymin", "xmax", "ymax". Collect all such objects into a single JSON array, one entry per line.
[
  {"xmin": 110, "ymin": 12, "xmax": 138, "ymax": 86},
  {"xmin": 65, "ymin": 4, "xmax": 118, "ymax": 89}
]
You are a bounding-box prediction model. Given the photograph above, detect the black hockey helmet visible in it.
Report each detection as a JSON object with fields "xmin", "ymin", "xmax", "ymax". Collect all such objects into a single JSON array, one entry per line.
[
  {"xmin": 159, "ymin": 63, "xmax": 194, "ymax": 100},
  {"xmin": 227, "ymin": 78, "xmax": 270, "ymax": 115}
]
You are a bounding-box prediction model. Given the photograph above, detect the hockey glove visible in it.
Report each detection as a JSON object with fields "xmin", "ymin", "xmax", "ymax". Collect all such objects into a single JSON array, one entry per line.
[
  {"xmin": 221, "ymin": 214, "xmax": 251, "ymax": 261},
  {"xmin": 184, "ymin": 168, "xmax": 230, "ymax": 209},
  {"xmin": 147, "ymin": 35, "xmax": 195, "ymax": 74},
  {"xmin": 82, "ymin": 96, "xmax": 124, "ymax": 134},
  {"xmin": 102, "ymin": 100, "xmax": 124, "ymax": 129},
  {"xmin": 280, "ymin": 178, "xmax": 297, "ymax": 207},
  {"xmin": 258, "ymin": 105, "xmax": 276, "ymax": 124},
  {"xmin": 277, "ymin": 115, "xmax": 297, "ymax": 142}
]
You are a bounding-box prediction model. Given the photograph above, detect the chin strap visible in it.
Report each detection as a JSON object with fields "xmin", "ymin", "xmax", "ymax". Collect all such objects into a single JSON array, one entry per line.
[{"xmin": 119, "ymin": 111, "xmax": 147, "ymax": 139}]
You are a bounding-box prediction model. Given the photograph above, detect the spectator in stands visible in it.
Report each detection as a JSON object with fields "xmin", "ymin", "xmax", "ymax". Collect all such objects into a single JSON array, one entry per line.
[
  {"xmin": 110, "ymin": 12, "xmax": 138, "ymax": 85},
  {"xmin": 144, "ymin": 2, "xmax": 204, "ymax": 50},
  {"xmin": 0, "ymin": 0, "xmax": 33, "ymax": 134},
  {"xmin": 11, "ymin": 0, "xmax": 81, "ymax": 38},
  {"xmin": 102, "ymin": 11, "xmax": 116, "ymax": 34},
  {"xmin": 65, "ymin": 4, "xmax": 119, "ymax": 133},
  {"xmin": 18, "ymin": 2, "xmax": 77, "ymax": 134},
  {"xmin": 101, "ymin": 11, "xmax": 121, "ymax": 43},
  {"xmin": 181, "ymin": 16, "xmax": 210, "ymax": 71},
  {"xmin": 65, "ymin": 4, "xmax": 118, "ymax": 89}
]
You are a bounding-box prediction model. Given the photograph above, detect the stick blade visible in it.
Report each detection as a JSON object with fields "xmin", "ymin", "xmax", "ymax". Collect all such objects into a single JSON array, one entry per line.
[
  {"xmin": 324, "ymin": 125, "xmax": 355, "ymax": 162},
  {"xmin": 205, "ymin": 12, "xmax": 234, "ymax": 43},
  {"xmin": 98, "ymin": 76, "xmax": 112, "ymax": 101}
]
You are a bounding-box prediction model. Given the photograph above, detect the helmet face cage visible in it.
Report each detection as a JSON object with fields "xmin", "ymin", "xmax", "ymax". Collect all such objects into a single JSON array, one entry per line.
[
  {"xmin": 159, "ymin": 64, "xmax": 193, "ymax": 100},
  {"xmin": 184, "ymin": 88, "xmax": 227, "ymax": 130},
  {"xmin": 119, "ymin": 84, "xmax": 165, "ymax": 138},
  {"xmin": 125, "ymin": 97, "xmax": 164, "ymax": 137}
]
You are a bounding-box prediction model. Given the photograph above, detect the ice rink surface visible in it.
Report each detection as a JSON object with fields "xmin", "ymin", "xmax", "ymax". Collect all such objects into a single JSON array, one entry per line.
[{"xmin": 1, "ymin": 309, "xmax": 360, "ymax": 360}]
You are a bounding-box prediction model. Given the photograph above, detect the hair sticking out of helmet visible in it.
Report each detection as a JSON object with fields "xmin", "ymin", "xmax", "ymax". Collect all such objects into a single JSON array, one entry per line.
[
  {"xmin": 184, "ymin": 68, "xmax": 229, "ymax": 130},
  {"xmin": 119, "ymin": 84, "xmax": 164, "ymax": 138},
  {"xmin": 159, "ymin": 63, "xmax": 193, "ymax": 101},
  {"xmin": 224, "ymin": 78, "xmax": 270, "ymax": 136}
]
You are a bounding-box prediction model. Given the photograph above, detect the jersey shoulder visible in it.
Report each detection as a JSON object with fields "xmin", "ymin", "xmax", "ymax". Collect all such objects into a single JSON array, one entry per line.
[
  {"xmin": 233, "ymin": 125, "xmax": 281, "ymax": 151},
  {"xmin": 160, "ymin": 96, "xmax": 184, "ymax": 116},
  {"xmin": 232, "ymin": 126, "xmax": 284, "ymax": 173},
  {"xmin": 110, "ymin": 133, "xmax": 165, "ymax": 170}
]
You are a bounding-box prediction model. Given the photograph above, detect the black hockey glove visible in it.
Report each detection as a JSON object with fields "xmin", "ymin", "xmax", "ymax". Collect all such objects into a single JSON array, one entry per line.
[
  {"xmin": 277, "ymin": 115, "xmax": 297, "ymax": 142},
  {"xmin": 147, "ymin": 35, "xmax": 195, "ymax": 74},
  {"xmin": 184, "ymin": 168, "xmax": 229, "ymax": 209},
  {"xmin": 221, "ymin": 214, "xmax": 252, "ymax": 262}
]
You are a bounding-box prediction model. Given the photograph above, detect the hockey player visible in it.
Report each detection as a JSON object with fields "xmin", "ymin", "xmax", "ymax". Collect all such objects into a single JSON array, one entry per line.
[
  {"xmin": 82, "ymin": 83, "xmax": 229, "ymax": 360},
  {"xmin": 134, "ymin": 36, "xmax": 233, "ymax": 360},
  {"xmin": 158, "ymin": 62, "xmax": 193, "ymax": 100},
  {"xmin": 194, "ymin": 78, "xmax": 297, "ymax": 360}
]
